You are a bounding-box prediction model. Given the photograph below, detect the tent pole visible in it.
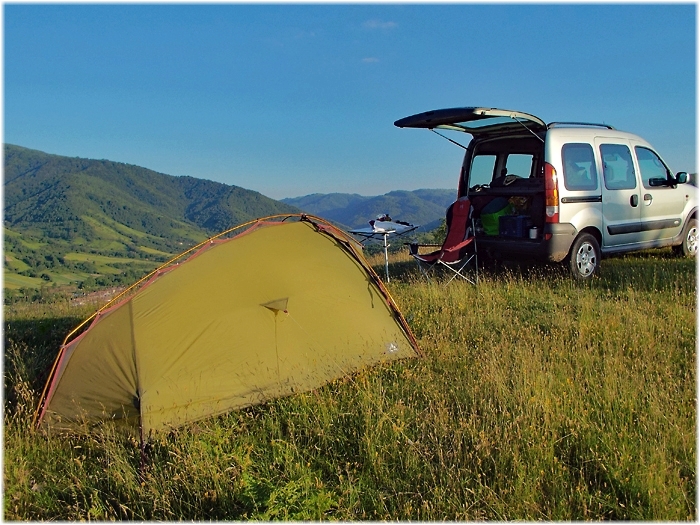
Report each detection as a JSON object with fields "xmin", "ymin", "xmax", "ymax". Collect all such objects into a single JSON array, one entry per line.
[{"xmin": 383, "ymin": 232, "xmax": 390, "ymax": 282}]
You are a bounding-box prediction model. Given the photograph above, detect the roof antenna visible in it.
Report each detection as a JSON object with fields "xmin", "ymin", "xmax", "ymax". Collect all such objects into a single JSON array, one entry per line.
[{"xmin": 430, "ymin": 129, "xmax": 468, "ymax": 150}]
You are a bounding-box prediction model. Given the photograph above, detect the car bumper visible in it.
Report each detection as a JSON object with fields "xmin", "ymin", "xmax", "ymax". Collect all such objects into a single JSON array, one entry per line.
[{"xmin": 476, "ymin": 223, "xmax": 577, "ymax": 263}]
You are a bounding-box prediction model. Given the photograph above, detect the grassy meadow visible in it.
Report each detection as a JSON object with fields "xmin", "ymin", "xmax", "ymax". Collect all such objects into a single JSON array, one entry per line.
[{"xmin": 3, "ymin": 249, "xmax": 696, "ymax": 520}]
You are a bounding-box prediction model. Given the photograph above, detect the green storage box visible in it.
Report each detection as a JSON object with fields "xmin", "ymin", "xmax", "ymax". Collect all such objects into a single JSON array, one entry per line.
[{"xmin": 481, "ymin": 198, "xmax": 512, "ymax": 236}]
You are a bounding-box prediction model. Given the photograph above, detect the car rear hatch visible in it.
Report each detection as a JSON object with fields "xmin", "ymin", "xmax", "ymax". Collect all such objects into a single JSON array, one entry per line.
[{"xmin": 394, "ymin": 107, "xmax": 546, "ymax": 138}]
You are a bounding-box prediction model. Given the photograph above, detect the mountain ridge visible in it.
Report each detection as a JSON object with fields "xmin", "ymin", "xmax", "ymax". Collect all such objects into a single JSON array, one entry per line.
[
  {"xmin": 282, "ymin": 188, "xmax": 455, "ymax": 231},
  {"xmin": 4, "ymin": 144, "xmax": 299, "ymax": 240},
  {"xmin": 3, "ymin": 144, "xmax": 453, "ymax": 293},
  {"xmin": 3, "ymin": 144, "xmax": 300, "ymax": 292}
]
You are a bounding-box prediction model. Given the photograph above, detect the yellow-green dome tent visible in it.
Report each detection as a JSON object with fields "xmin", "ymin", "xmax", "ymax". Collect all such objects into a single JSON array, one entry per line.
[{"xmin": 35, "ymin": 215, "xmax": 419, "ymax": 435}]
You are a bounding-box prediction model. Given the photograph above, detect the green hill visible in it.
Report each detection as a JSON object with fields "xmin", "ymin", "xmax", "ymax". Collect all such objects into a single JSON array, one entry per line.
[
  {"xmin": 3, "ymin": 144, "xmax": 299, "ymax": 292},
  {"xmin": 282, "ymin": 189, "xmax": 456, "ymax": 231}
]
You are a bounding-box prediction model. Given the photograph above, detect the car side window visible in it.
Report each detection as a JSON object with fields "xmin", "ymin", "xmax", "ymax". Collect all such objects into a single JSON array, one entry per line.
[
  {"xmin": 469, "ymin": 154, "xmax": 497, "ymax": 187},
  {"xmin": 505, "ymin": 153, "xmax": 534, "ymax": 178},
  {"xmin": 635, "ymin": 146, "xmax": 670, "ymax": 189},
  {"xmin": 562, "ymin": 143, "xmax": 598, "ymax": 191},
  {"xmin": 600, "ymin": 144, "xmax": 636, "ymax": 190}
]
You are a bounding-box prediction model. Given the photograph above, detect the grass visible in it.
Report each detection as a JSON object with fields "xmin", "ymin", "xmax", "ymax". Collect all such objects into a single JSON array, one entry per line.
[
  {"xmin": 4, "ymin": 253, "xmax": 161, "ymax": 292},
  {"xmin": 3, "ymin": 249, "xmax": 696, "ymax": 520},
  {"xmin": 80, "ymin": 215, "xmax": 133, "ymax": 244},
  {"xmin": 4, "ymin": 254, "xmax": 32, "ymax": 273},
  {"xmin": 138, "ymin": 246, "xmax": 174, "ymax": 257},
  {"xmin": 39, "ymin": 270, "xmax": 93, "ymax": 287},
  {"xmin": 62, "ymin": 253, "xmax": 158, "ymax": 274},
  {"xmin": 3, "ymin": 272, "xmax": 45, "ymax": 290}
]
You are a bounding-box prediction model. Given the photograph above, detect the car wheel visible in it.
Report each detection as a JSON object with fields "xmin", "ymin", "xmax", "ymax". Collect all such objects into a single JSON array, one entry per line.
[
  {"xmin": 568, "ymin": 233, "xmax": 600, "ymax": 280},
  {"xmin": 673, "ymin": 218, "xmax": 698, "ymax": 257}
]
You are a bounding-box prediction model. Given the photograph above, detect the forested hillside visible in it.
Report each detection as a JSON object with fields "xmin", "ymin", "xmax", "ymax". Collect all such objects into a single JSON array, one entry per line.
[
  {"xmin": 282, "ymin": 188, "xmax": 455, "ymax": 231},
  {"xmin": 4, "ymin": 144, "xmax": 452, "ymax": 295},
  {"xmin": 3, "ymin": 144, "xmax": 299, "ymax": 293}
]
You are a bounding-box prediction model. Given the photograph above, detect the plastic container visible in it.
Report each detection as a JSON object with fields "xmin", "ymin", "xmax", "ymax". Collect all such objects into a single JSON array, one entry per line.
[{"xmin": 499, "ymin": 215, "xmax": 530, "ymax": 238}]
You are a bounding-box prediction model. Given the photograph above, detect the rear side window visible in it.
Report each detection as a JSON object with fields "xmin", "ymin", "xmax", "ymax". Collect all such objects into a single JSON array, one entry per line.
[
  {"xmin": 505, "ymin": 154, "xmax": 534, "ymax": 178},
  {"xmin": 600, "ymin": 144, "xmax": 636, "ymax": 190},
  {"xmin": 562, "ymin": 143, "xmax": 598, "ymax": 191},
  {"xmin": 469, "ymin": 154, "xmax": 496, "ymax": 187},
  {"xmin": 635, "ymin": 146, "xmax": 670, "ymax": 189}
]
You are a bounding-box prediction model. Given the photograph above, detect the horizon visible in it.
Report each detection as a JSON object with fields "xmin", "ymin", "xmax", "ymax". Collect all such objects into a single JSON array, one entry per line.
[
  {"xmin": 4, "ymin": 142, "xmax": 455, "ymax": 201},
  {"xmin": 4, "ymin": 4, "xmax": 696, "ymax": 200}
]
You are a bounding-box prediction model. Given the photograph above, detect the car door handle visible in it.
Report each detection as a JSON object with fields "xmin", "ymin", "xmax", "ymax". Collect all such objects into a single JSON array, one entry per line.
[
  {"xmin": 643, "ymin": 193, "xmax": 653, "ymax": 205},
  {"xmin": 630, "ymin": 194, "xmax": 639, "ymax": 207}
]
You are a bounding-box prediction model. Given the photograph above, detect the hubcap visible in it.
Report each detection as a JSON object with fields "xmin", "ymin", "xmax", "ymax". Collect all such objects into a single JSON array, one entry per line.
[
  {"xmin": 687, "ymin": 226, "xmax": 698, "ymax": 256},
  {"xmin": 576, "ymin": 242, "xmax": 596, "ymax": 276}
]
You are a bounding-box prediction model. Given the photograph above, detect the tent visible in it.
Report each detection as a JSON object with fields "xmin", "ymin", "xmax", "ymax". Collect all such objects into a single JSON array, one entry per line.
[{"xmin": 35, "ymin": 215, "xmax": 419, "ymax": 435}]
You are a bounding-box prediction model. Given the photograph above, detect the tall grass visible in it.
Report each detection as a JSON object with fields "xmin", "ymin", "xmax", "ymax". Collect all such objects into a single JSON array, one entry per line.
[{"xmin": 4, "ymin": 250, "xmax": 696, "ymax": 520}]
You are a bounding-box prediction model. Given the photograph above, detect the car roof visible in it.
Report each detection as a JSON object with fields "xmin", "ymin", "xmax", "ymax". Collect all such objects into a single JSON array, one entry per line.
[{"xmin": 545, "ymin": 126, "xmax": 649, "ymax": 145}]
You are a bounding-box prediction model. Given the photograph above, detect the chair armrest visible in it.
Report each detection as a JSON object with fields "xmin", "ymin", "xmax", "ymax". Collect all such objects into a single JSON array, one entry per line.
[
  {"xmin": 406, "ymin": 242, "xmax": 442, "ymax": 256},
  {"xmin": 442, "ymin": 237, "xmax": 474, "ymax": 254}
]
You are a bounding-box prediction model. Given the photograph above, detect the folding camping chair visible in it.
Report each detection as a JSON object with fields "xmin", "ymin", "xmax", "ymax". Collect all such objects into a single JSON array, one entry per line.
[{"xmin": 408, "ymin": 197, "xmax": 478, "ymax": 285}]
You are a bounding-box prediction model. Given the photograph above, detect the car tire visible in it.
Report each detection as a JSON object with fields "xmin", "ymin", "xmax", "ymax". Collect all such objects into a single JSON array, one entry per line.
[
  {"xmin": 567, "ymin": 233, "xmax": 600, "ymax": 280},
  {"xmin": 672, "ymin": 218, "xmax": 698, "ymax": 258}
]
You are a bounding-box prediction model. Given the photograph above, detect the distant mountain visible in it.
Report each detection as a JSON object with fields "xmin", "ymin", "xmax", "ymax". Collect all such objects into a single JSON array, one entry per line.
[
  {"xmin": 4, "ymin": 144, "xmax": 299, "ymax": 241},
  {"xmin": 282, "ymin": 188, "xmax": 456, "ymax": 231},
  {"xmin": 3, "ymin": 144, "xmax": 299, "ymax": 292},
  {"xmin": 3, "ymin": 144, "xmax": 455, "ymax": 294}
]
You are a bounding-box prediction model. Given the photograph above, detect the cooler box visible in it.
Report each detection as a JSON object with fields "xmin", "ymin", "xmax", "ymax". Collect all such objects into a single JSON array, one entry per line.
[{"xmin": 499, "ymin": 215, "xmax": 531, "ymax": 238}]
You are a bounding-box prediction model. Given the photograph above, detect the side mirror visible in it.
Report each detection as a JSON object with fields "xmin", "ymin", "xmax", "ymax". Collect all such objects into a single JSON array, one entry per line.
[{"xmin": 675, "ymin": 172, "xmax": 688, "ymax": 184}]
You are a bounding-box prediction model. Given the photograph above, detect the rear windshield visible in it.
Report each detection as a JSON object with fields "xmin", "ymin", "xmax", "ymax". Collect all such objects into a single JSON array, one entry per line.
[{"xmin": 466, "ymin": 137, "xmax": 543, "ymax": 189}]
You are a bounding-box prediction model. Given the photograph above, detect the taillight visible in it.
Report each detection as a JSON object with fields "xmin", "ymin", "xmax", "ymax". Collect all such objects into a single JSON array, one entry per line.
[{"xmin": 544, "ymin": 162, "xmax": 559, "ymax": 224}]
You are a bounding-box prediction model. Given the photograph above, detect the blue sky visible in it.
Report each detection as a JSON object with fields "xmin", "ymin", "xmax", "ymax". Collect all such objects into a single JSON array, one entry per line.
[{"xmin": 4, "ymin": 3, "xmax": 696, "ymax": 200}]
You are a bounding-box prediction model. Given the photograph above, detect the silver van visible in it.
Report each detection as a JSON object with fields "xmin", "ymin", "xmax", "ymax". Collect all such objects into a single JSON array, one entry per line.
[{"xmin": 395, "ymin": 107, "xmax": 697, "ymax": 279}]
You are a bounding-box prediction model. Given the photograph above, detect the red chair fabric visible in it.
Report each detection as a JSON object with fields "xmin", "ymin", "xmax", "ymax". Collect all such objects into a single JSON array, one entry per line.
[{"xmin": 409, "ymin": 197, "xmax": 477, "ymax": 284}]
